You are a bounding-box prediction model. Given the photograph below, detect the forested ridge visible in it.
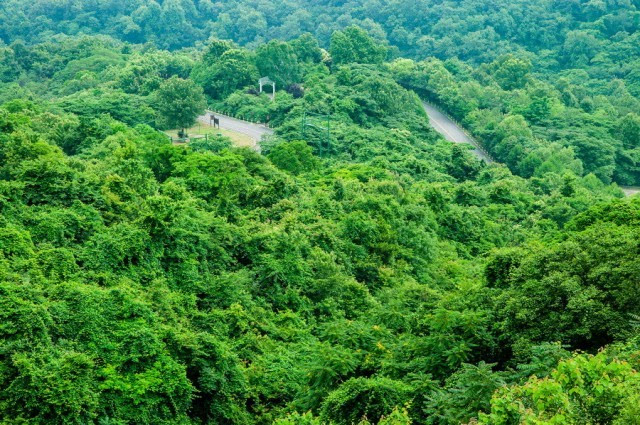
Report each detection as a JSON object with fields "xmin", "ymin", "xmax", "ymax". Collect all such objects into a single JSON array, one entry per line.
[{"xmin": 1, "ymin": 1, "xmax": 640, "ymax": 424}]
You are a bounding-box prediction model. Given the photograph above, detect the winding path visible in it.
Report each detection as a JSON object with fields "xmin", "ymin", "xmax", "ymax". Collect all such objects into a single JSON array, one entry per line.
[
  {"xmin": 422, "ymin": 102, "xmax": 493, "ymax": 163},
  {"xmin": 200, "ymin": 104, "xmax": 639, "ymax": 197},
  {"xmin": 421, "ymin": 101, "xmax": 640, "ymax": 197},
  {"xmin": 198, "ymin": 111, "xmax": 273, "ymax": 145}
]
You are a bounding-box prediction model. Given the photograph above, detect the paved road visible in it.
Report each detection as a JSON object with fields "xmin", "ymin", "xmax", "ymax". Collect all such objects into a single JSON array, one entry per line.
[
  {"xmin": 422, "ymin": 102, "xmax": 493, "ymax": 163},
  {"xmin": 198, "ymin": 111, "xmax": 273, "ymax": 143},
  {"xmin": 202, "ymin": 105, "xmax": 640, "ymax": 198},
  {"xmin": 622, "ymin": 187, "xmax": 640, "ymax": 196},
  {"xmin": 422, "ymin": 102, "xmax": 640, "ymax": 197}
]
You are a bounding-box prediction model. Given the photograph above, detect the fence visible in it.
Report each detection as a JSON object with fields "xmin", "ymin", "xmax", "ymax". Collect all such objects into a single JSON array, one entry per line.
[
  {"xmin": 422, "ymin": 101, "xmax": 495, "ymax": 162},
  {"xmin": 169, "ymin": 133, "xmax": 212, "ymax": 144},
  {"xmin": 206, "ymin": 108, "xmax": 272, "ymax": 129},
  {"xmin": 403, "ymin": 85, "xmax": 496, "ymax": 163}
]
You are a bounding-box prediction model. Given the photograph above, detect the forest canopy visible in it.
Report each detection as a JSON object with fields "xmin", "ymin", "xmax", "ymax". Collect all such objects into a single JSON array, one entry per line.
[{"xmin": 0, "ymin": 1, "xmax": 639, "ymax": 424}]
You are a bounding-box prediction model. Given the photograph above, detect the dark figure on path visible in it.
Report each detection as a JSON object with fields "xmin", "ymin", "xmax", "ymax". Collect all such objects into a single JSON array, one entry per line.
[{"xmin": 210, "ymin": 113, "xmax": 220, "ymax": 128}]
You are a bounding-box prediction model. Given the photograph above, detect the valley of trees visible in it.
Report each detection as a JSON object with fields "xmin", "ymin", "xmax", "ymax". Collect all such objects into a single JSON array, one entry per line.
[
  {"xmin": 0, "ymin": 1, "xmax": 639, "ymax": 424},
  {"xmin": 3, "ymin": 1, "xmax": 640, "ymax": 184}
]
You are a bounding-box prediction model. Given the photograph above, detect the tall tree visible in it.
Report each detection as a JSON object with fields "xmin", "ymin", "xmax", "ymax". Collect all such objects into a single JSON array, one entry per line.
[
  {"xmin": 153, "ymin": 76, "xmax": 206, "ymax": 134},
  {"xmin": 191, "ymin": 49, "xmax": 258, "ymax": 99},
  {"xmin": 330, "ymin": 26, "xmax": 388, "ymax": 66},
  {"xmin": 255, "ymin": 40, "xmax": 302, "ymax": 88}
]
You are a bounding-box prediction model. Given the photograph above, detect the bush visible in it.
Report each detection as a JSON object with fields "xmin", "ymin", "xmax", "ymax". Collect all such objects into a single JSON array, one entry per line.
[{"xmin": 320, "ymin": 377, "xmax": 413, "ymax": 425}]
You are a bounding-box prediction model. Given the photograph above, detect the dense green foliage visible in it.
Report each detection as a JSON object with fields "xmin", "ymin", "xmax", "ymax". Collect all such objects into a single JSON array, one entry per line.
[
  {"xmin": 3, "ymin": 1, "xmax": 640, "ymax": 182},
  {"xmin": 1, "ymin": 0, "xmax": 639, "ymax": 63},
  {"xmin": 1, "ymin": 2, "xmax": 640, "ymax": 424},
  {"xmin": 153, "ymin": 76, "xmax": 206, "ymax": 133},
  {"xmin": 389, "ymin": 55, "xmax": 640, "ymax": 185}
]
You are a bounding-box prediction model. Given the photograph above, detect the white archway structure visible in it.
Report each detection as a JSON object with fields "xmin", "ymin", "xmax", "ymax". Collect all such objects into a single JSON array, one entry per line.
[{"xmin": 259, "ymin": 77, "xmax": 276, "ymax": 101}]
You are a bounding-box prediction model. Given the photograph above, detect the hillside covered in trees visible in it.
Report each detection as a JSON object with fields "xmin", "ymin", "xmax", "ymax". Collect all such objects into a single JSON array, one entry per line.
[
  {"xmin": 3, "ymin": 0, "xmax": 640, "ymax": 185},
  {"xmin": 0, "ymin": 1, "xmax": 640, "ymax": 424}
]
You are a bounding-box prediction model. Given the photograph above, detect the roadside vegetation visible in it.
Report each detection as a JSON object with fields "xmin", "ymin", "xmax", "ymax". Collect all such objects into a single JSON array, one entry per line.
[{"xmin": 0, "ymin": 1, "xmax": 639, "ymax": 424}]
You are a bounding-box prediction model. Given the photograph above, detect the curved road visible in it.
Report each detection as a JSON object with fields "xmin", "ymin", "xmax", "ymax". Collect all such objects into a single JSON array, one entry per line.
[
  {"xmin": 421, "ymin": 101, "xmax": 640, "ymax": 197},
  {"xmin": 200, "ymin": 104, "xmax": 639, "ymax": 197},
  {"xmin": 203, "ymin": 103, "xmax": 477, "ymax": 157},
  {"xmin": 422, "ymin": 102, "xmax": 493, "ymax": 163},
  {"xmin": 198, "ymin": 111, "xmax": 273, "ymax": 145}
]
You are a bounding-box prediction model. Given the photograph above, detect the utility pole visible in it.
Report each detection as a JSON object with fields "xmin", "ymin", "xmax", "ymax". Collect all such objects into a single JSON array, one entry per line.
[{"xmin": 301, "ymin": 110, "xmax": 331, "ymax": 156}]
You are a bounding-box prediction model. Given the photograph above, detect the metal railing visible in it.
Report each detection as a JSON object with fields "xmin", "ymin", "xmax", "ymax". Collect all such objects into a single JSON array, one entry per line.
[
  {"xmin": 421, "ymin": 100, "xmax": 495, "ymax": 162},
  {"xmin": 206, "ymin": 108, "xmax": 272, "ymax": 129}
]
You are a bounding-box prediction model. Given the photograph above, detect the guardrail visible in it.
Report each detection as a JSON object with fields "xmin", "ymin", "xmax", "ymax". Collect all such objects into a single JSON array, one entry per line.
[
  {"xmin": 421, "ymin": 100, "xmax": 495, "ymax": 162},
  {"xmin": 205, "ymin": 108, "xmax": 272, "ymax": 129},
  {"xmin": 400, "ymin": 85, "xmax": 496, "ymax": 162}
]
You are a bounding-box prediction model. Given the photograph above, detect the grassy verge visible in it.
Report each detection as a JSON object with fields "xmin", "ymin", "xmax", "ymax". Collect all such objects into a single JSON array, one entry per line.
[{"xmin": 165, "ymin": 121, "xmax": 255, "ymax": 148}]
